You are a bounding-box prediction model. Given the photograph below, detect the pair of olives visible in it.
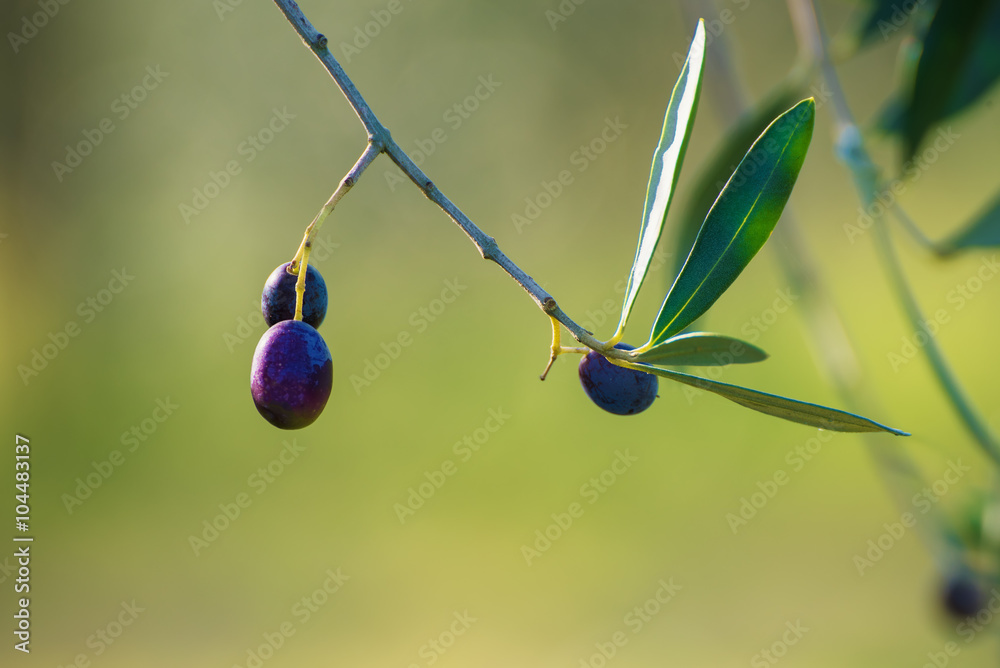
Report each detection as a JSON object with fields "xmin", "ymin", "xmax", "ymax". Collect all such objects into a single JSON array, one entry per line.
[
  {"xmin": 250, "ymin": 263, "xmax": 332, "ymax": 430},
  {"xmin": 250, "ymin": 261, "xmax": 658, "ymax": 428}
]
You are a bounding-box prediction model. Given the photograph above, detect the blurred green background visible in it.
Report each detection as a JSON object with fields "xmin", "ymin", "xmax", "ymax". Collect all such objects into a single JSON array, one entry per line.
[{"xmin": 2, "ymin": 0, "xmax": 1000, "ymax": 665}]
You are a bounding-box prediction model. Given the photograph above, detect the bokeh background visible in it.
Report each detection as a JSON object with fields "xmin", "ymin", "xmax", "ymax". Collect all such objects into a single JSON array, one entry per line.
[{"xmin": 3, "ymin": 0, "xmax": 1000, "ymax": 665}]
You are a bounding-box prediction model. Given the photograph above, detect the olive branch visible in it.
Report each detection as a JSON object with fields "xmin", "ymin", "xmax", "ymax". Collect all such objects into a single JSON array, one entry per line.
[{"xmin": 268, "ymin": 0, "xmax": 907, "ymax": 436}]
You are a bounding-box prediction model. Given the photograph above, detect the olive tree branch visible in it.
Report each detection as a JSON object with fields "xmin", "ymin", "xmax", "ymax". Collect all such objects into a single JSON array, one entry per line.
[
  {"xmin": 291, "ymin": 142, "xmax": 380, "ymax": 272},
  {"xmin": 271, "ymin": 0, "xmax": 611, "ymax": 358},
  {"xmin": 679, "ymin": 0, "xmax": 960, "ymax": 570},
  {"xmin": 787, "ymin": 0, "xmax": 1000, "ymax": 467}
]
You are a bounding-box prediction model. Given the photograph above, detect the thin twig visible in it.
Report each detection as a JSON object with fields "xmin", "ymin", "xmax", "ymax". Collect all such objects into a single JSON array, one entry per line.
[
  {"xmin": 270, "ymin": 0, "xmax": 620, "ymax": 356},
  {"xmin": 788, "ymin": 0, "xmax": 1000, "ymax": 467},
  {"xmin": 291, "ymin": 142, "xmax": 380, "ymax": 272}
]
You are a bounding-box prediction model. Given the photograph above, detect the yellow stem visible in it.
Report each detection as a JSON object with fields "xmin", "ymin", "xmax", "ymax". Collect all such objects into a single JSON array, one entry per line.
[{"xmin": 293, "ymin": 244, "xmax": 312, "ymax": 321}]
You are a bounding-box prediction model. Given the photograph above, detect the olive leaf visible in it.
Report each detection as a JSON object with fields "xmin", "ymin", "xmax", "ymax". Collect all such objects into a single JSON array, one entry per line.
[
  {"xmin": 622, "ymin": 361, "xmax": 908, "ymax": 435},
  {"xmin": 899, "ymin": 0, "xmax": 997, "ymax": 161},
  {"xmin": 669, "ymin": 75, "xmax": 808, "ymax": 281},
  {"xmin": 835, "ymin": 0, "xmax": 938, "ymax": 55},
  {"xmin": 645, "ymin": 99, "xmax": 815, "ymax": 348},
  {"xmin": 613, "ymin": 19, "xmax": 706, "ymax": 339},
  {"xmin": 938, "ymin": 189, "xmax": 1000, "ymax": 255},
  {"xmin": 631, "ymin": 332, "xmax": 767, "ymax": 366}
]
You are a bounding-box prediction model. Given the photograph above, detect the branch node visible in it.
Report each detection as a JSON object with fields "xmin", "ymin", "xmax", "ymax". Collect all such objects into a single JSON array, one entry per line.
[
  {"xmin": 480, "ymin": 235, "xmax": 499, "ymax": 261},
  {"xmin": 542, "ymin": 297, "xmax": 557, "ymax": 314},
  {"xmin": 371, "ymin": 128, "xmax": 391, "ymax": 151},
  {"xmin": 314, "ymin": 33, "xmax": 328, "ymax": 49}
]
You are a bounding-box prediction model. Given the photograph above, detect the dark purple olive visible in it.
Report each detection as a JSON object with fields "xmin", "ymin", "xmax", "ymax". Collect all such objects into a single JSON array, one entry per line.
[
  {"xmin": 941, "ymin": 573, "xmax": 986, "ymax": 619},
  {"xmin": 251, "ymin": 320, "xmax": 333, "ymax": 429},
  {"xmin": 578, "ymin": 343, "xmax": 658, "ymax": 416},
  {"xmin": 261, "ymin": 262, "xmax": 328, "ymax": 328}
]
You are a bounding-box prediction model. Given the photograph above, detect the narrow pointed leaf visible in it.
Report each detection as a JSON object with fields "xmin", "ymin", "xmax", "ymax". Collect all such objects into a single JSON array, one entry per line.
[
  {"xmin": 614, "ymin": 19, "xmax": 706, "ymax": 336},
  {"xmin": 880, "ymin": 1, "xmax": 1000, "ymax": 141},
  {"xmin": 901, "ymin": 0, "xmax": 993, "ymax": 161},
  {"xmin": 623, "ymin": 362, "xmax": 908, "ymax": 435},
  {"xmin": 939, "ymin": 189, "xmax": 1000, "ymax": 254},
  {"xmin": 670, "ymin": 77, "xmax": 807, "ymax": 280},
  {"xmin": 631, "ymin": 332, "xmax": 767, "ymax": 366},
  {"xmin": 834, "ymin": 0, "xmax": 937, "ymax": 56},
  {"xmin": 646, "ymin": 99, "xmax": 815, "ymax": 347},
  {"xmin": 945, "ymin": 1, "xmax": 1000, "ymax": 119}
]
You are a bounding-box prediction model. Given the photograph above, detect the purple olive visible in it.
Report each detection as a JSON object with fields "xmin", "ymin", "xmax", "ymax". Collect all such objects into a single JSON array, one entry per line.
[
  {"xmin": 578, "ymin": 343, "xmax": 658, "ymax": 415},
  {"xmin": 941, "ymin": 573, "xmax": 986, "ymax": 619},
  {"xmin": 251, "ymin": 320, "xmax": 333, "ymax": 429},
  {"xmin": 261, "ymin": 262, "xmax": 328, "ymax": 328}
]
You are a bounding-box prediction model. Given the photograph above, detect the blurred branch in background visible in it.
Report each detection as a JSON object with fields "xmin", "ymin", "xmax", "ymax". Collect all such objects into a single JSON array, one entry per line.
[
  {"xmin": 678, "ymin": 0, "xmax": 966, "ymax": 577},
  {"xmin": 787, "ymin": 0, "xmax": 1000, "ymax": 466}
]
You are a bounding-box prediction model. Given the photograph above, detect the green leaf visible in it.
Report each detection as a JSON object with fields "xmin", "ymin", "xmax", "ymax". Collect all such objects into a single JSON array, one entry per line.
[
  {"xmin": 945, "ymin": 1, "xmax": 1000, "ymax": 118},
  {"xmin": 878, "ymin": 1, "xmax": 1000, "ymax": 141},
  {"xmin": 631, "ymin": 332, "xmax": 767, "ymax": 366},
  {"xmin": 613, "ymin": 19, "xmax": 706, "ymax": 338},
  {"xmin": 645, "ymin": 98, "xmax": 815, "ymax": 347},
  {"xmin": 669, "ymin": 76, "xmax": 808, "ymax": 281},
  {"xmin": 835, "ymin": 0, "xmax": 938, "ymax": 56},
  {"xmin": 623, "ymin": 362, "xmax": 908, "ymax": 435},
  {"xmin": 939, "ymin": 189, "xmax": 1000, "ymax": 254},
  {"xmin": 900, "ymin": 0, "xmax": 995, "ymax": 161}
]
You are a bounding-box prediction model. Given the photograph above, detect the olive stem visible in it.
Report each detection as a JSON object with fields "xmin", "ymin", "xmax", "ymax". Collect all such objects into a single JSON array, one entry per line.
[
  {"xmin": 290, "ymin": 142, "xmax": 380, "ymax": 274},
  {"xmin": 288, "ymin": 143, "xmax": 380, "ymax": 321},
  {"xmin": 539, "ymin": 316, "xmax": 562, "ymax": 381},
  {"xmin": 270, "ymin": 0, "xmax": 624, "ymax": 359},
  {"xmin": 293, "ymin": 243, "xmax": 312, "ymax": 322},
  {"xmin": 787, "ymin": 0, "xmax": 1000, "ymax": 466}
]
